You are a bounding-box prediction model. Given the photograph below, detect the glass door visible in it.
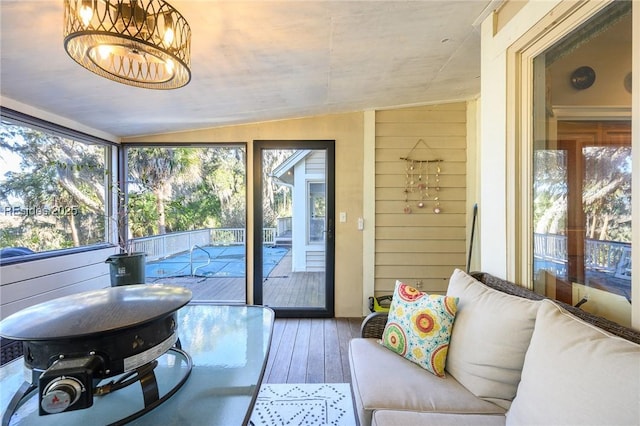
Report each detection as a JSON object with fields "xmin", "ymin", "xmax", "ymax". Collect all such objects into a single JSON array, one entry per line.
[{"xmin": 253, "ymin": 141, "xmax": 335, "ymax": 317}]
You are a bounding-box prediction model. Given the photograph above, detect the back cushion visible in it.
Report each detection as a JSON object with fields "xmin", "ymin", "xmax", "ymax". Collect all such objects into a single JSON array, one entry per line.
[
  {"xmin": 446, "ymin": 269, "xmax": 540, "ymax": 409},
  {"xmin": 506, "ymin": 299, "xmax": 640, "ymax": 425}
]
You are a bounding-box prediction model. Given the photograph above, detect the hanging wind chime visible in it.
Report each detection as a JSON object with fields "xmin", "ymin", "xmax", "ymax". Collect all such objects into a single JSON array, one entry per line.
[{"xmin": 401, "ymin": 139, "xmax": 443, "ymax": 214}]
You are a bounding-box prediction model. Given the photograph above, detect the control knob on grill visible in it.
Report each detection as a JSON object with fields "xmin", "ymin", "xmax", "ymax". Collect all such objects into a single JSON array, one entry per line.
[{"xmin": 40, "ymin": 377, "xmax": 83, "ymax": 414}]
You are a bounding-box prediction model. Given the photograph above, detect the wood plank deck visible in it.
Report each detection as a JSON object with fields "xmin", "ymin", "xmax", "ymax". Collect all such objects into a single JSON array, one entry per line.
[
  {"xmin": 263, "ymin": 251, "xmax": 325, "ymax": 308},
  {"xmin": 151, "ymin": 275, "xmax": 246, "ymax": 302},
  {"xmin": 150, "ymin": 250, "xmax": 325, "ymax": 308},
  {"xmin": 263, "ymin": 317, "xmax": 363, "ymax": 384}
]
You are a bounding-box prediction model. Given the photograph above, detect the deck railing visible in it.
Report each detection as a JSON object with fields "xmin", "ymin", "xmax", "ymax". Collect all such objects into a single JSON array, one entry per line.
[
  {"xmin": 132, "ymin": 229, "xmax": 210, "ymax": 261},
  {"xmin": 209, "ymin": 228, "xmax": 244, "ymax": 245},
  {"xmin": 533, "ymin": 233, "xmax": 631, "ymax": 280},
  {"xmin": 130, "ymin": 227, "xmax": 276, "ymax": 261}
]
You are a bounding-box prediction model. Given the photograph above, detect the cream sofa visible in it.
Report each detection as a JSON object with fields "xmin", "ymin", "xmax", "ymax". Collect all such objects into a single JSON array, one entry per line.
[{"xmin": 349, "ymin": 269, "xmax": 640, "ymax": 426}]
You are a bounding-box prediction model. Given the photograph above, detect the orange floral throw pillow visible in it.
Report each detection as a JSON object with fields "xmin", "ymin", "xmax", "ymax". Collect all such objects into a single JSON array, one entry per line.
[{"xmin": 381, "ymin": 281, "xmax": 459, "ymax": 377}]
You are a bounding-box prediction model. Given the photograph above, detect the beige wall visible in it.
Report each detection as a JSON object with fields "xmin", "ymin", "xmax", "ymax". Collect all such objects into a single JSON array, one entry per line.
[{"xmin": 124, "ymin": 113, "xmax": 365, "ymax": 317}]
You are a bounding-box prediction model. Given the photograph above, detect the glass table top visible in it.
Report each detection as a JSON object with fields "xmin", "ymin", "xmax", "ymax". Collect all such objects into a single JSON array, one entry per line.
[{"xmin": 0, "ymin": 304, "xmax": 274, "ymax": 426}]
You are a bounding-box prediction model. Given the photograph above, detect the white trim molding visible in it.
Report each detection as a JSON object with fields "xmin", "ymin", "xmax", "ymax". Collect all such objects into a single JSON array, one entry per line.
[{"xmin": 552, "ymin": 106, "xmax": 632, "ymax": 120}]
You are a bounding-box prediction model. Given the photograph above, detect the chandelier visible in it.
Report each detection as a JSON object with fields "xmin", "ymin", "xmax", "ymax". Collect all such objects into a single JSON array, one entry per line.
[{"xmin": 63, "ymin": 0, "xmax": 191, "ymax": 89}]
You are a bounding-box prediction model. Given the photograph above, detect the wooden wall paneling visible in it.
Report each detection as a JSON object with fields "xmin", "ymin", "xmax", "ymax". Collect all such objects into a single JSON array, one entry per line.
[
  {"xmin": 375, "ymin": 174, "xmax": 466, "ymax": 189},
  {"xmin": 376, "ymin": 187, "xmax": 467, "ymax": 202},
  {"xmin": 375, "ymin": 214, "xmax": 465, "ymax": 227},
  {"xmin": 376, "ymin": 252, "xmax": 463, "ymax": 266},
  {"xmin": 375, "ymin": 226, "xmax": 466, "ymax": 240},
  {"xmin": 375, "ymin": 161, "xmax": 467, "ymax": 174},
  {"xmin": 374, "ymin": 103, "xmax": 468, "ymax": 296},
  {"xmin": 376, "ymin": 200, "xmax": 467, "ymax": 214},
  {"xmin": 374, "ymin": 137, "xmax": 467, "ymax": 150},
  {"xmin": 376, "ymin": 123, "xmax": 466, "ymax": 137},
  {"xmin": 377, "ymin": 265, "xmax": 464, "ymax": 278},
  {"xmin": 376, "ymin": 239, "xmax": 466, "ymax": 253},
  {"xmin": 377, "ymin": 103, "xmax": 465, "ymax": 113},
  {"xmin": 374, "ymin": 278, "xmax": 450, "ymax": 295},
  {"xmin": 375, "ymin": 148, "xmax": 466, "ymax": 162},
  {"xmin": 376, "ymin": 109, "xmax": 467, "ymax": 124}
]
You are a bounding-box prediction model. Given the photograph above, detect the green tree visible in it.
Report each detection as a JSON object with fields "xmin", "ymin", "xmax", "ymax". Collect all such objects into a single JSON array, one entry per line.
[
  {"xmin": 0, "ymin": 123, "xmax": 106, "ymax": 251},
  {"xmin": 201, "ymin": 147, "xmax": 246, "ymax": 228},
  {"xmin": 533, "ymin": 146, "xmax": 631, "ymax": 242},
  {"xmin": 127, "ymin": 147, "xmax": 200, "ymax": 235},
  {"xmin": 261, "ymin": 149, "xmax": 294, "ymax": 227},
  {"xmin": 583, "ymin": 146, "xmax": 631, "ymax": 242}
]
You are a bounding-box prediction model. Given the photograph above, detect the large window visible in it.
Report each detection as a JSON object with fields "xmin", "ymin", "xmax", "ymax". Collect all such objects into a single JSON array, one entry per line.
[
  {"xmin": 531, "ymin": 2, "xmax": 632, "ymax": 326},
  {"xmin": 0, "ymin": 110, "xmax": 113, "ymax": 261},
  {"xmin": 124, "ymin": 145, "xmax": 247, "ymax": 303}
]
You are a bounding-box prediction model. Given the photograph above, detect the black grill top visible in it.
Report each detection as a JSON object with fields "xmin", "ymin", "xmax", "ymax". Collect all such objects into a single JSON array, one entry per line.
[{"xmin": 0, "ymin": 285, "xmax": 192, "ymax": 340}]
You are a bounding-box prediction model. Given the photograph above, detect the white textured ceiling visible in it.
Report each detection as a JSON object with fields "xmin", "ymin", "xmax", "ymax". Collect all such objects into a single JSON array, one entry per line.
[{"xmin": 0, "ymin": 1, "xmax": 493, "ymax": 139}]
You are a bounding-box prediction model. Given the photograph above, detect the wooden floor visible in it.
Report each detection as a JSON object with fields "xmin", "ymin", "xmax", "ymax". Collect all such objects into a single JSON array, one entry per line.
[{"xmin": 263, "ymin": 317, "xmax": 363, "ymax": 384}]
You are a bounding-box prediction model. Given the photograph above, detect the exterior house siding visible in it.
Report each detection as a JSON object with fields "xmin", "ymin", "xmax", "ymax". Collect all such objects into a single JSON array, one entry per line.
[{"xmin": 374, "ymin": 103, "xmax": 468, "ymax": 297}]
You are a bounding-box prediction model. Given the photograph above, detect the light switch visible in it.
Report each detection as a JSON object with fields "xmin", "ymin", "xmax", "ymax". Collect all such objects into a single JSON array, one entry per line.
[{"xmin": 339, "ymin": 212, "xmax": 347, "ymax": 223}]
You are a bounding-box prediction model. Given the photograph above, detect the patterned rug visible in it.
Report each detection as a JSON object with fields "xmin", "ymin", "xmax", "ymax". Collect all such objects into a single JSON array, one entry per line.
[{"xmin": 249, "ymin": 383, "xmax": 356, "ymax": 426}]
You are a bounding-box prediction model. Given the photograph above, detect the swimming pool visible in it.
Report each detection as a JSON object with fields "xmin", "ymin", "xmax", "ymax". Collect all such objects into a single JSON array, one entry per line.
[{"xmin": 146, "ymin": 245, "xmax": 288, "ymax": 279}]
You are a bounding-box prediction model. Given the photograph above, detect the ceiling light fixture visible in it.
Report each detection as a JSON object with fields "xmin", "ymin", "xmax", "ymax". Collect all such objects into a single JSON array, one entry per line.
[{"xmin": 63, "ymin": 0, "xmax": 191, "ymax": 89}]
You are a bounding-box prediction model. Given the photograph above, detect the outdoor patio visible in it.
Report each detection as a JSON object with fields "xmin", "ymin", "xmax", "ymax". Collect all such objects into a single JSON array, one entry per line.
[{"xmin": 149, "ymin": 250, "xmax": 326, "ymax": 308}]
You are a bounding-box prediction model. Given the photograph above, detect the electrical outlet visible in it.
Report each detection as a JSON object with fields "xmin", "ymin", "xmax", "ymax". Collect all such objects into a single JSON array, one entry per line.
[
  {"xmin": 415, "ymin": 280, "xmax": 423, "ymax": 288},
  {"xmin": 339, "ymin": 212, "xmax": 347, "ymax": 223}
]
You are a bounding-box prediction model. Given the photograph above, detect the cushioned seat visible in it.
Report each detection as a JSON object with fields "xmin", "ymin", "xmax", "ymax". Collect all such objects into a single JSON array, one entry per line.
[
  {"xmin": 371, "ymin": 410, "xmax": 506, "ymax": 426},
  {"xmin": 506, "ymin": 299, "xmax": 640, "ymax": 425},
  {"xmin": 350, "ymin": 270, "xmax": 640, "ymax": 426},
  {"xmin": 349, "ymin": 338, "xmax": 505, "ymax": 426}
]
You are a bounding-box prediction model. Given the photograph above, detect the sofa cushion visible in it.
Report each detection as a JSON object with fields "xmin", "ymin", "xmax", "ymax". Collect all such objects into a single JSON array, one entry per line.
[
  {"xmin": 381, "ymin": 281, "xmax": 458, "ymax": 377},
  {"xmin": 372, "ymin": 410, "xmax": 506, "ymax": 426},
  {"xmin": 446, "ymin": 269, "xmax": 540, "ymax": 409},
  {"xmin": 506, "ymin": 299, "xmax": 640, "ymax": 426},
  {"xmin": 349, "ymin": 338, "xmax": 505, "ymax": 426}
]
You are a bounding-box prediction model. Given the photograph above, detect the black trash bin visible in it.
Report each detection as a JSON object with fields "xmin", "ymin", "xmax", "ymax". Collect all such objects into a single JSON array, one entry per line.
[{"xmin": 105, "ymin": 252, "xmax": 146, "ymax": 287}]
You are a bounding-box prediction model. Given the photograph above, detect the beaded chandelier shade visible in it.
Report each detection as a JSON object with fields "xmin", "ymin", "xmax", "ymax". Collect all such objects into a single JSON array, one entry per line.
[{"xmin": 63, "ymin": 0, "xmax": 191, "ymax": 89}]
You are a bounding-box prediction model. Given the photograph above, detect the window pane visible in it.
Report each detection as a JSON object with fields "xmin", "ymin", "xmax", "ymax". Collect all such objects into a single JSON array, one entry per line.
[
  {"xmin": 308, "ymin": 182, "xmax": 325, "ymax": 243},
  {"xmin": 0, "ymin": 119, "xmax": 109, "ymax": 257},
  {"xmin": 533, "ymin": 149, "xmax": 568, "ymax": 280},
  {"xmin": 531, "ymin": 2, "xmax": 632, "ymax": 326},
  {"xmin": 126, "ymin": 145, "xmax": 247, "ymax": 303}
]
